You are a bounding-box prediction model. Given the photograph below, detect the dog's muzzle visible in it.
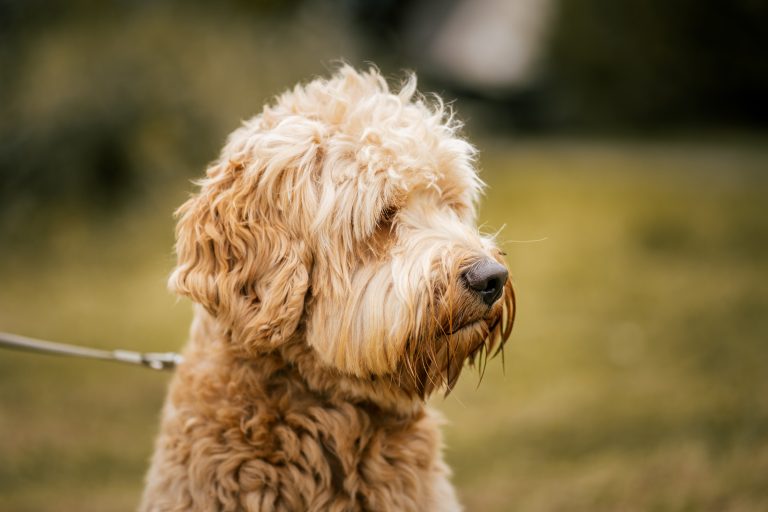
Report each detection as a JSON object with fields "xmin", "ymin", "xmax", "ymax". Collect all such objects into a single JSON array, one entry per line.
[{"xmin": 462, "ymin": 259, "xmax": 508, "ymax": 306}]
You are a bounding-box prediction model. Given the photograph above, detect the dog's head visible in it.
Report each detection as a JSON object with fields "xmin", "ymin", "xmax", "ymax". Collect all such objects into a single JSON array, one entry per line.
[{"xmin": 170, "ymin": 66, "xmax": 514, "ymax": 397}]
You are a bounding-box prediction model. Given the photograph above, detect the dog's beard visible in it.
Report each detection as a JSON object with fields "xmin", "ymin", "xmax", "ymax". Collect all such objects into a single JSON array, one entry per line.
[
  {"xmin": 400, "ymin": 278, "xmax": 515, "ymax": 398},
  {"xmin": 307, "ymin": 256, "xmax": 515, "ymax": 399}
]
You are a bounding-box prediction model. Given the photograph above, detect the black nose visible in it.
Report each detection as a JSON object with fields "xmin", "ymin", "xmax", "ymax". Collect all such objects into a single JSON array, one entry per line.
[{"xmin": 462, "ymin": 259, "xmax": 509, "ymax": 306}]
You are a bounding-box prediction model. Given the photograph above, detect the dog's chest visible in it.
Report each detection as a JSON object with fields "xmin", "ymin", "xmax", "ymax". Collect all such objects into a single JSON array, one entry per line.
[{"xmin": 231, "ymin": 403, "xmax": 445, "ymax": 511}]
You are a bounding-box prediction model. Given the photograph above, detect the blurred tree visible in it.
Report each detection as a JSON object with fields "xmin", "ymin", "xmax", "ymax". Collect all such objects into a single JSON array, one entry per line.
[
  {"xmin": 0, "ymin": 0, "xmax": 345, "ymax": 241},
  {"xmin": 2, "ymin": 0, "xmax": 766, "ymax": 241},
  {"xmin": 546, "ymin": 0, "xmax": 768, "ymax": 128},
  {"xmin": 345, "ymin": 0, "xmax": 768, "ymax": 130}
]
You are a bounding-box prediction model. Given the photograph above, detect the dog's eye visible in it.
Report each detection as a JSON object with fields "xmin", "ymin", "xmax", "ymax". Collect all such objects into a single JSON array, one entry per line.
[{"xmin": 377, "ymin": 205, "xmax": 398, "ymax": 230}]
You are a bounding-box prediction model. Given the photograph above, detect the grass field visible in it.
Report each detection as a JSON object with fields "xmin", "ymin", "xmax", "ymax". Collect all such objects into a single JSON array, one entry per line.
[{"xmin": 1, "ymin": 138, "xmax": 766, "ymax": 511}]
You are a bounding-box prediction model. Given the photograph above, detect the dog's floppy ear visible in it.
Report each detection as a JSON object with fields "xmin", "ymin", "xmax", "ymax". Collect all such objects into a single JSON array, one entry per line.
[{"xmin": 169, "ymin": 148, "xmax": 312, "ymax": 353}]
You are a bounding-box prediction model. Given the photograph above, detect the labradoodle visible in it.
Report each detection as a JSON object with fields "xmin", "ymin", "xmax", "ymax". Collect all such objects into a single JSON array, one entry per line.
[{"xmin": 141, "ymin": 66, "xmax": 514, "ymax": 512}]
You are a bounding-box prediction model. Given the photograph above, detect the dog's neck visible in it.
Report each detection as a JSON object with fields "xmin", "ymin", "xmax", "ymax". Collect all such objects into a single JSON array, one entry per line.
[{"xmin": 183, "ymin": 307, "xmax": 425, "ymax": 420}]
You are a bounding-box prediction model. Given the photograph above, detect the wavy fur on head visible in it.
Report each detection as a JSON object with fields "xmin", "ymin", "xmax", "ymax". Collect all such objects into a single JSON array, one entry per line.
[{"xmin": 141, "ymin": 66, "xmax": 514, "ymax": 512}]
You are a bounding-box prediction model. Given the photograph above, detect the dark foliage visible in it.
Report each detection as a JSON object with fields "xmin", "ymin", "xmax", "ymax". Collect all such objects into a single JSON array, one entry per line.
[{"xmin": 546, "ymin": 0, "xmax": 768, "ymax": 128}]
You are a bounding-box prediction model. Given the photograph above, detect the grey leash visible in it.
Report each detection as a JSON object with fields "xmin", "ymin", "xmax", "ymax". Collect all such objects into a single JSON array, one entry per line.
[{"xmin": 0, "ymin": 331, "xmax": 182, "ymax": 371}]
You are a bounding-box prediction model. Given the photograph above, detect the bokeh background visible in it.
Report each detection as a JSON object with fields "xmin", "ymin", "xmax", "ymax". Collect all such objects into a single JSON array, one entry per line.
[{"xmin": 1, "ymin": 1, "xmax": 767, "ymax": 510}]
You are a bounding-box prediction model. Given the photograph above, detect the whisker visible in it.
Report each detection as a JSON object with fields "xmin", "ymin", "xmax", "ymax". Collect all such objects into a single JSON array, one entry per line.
[{"xmin": 499, "ymin": 237, "xmax": 549, "ymax": 245}]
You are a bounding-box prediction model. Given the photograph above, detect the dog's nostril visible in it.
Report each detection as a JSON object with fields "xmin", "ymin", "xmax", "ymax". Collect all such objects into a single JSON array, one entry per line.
[{"xmin": 463, "ymin": 260, "xmax": 509, "ymax": 306}]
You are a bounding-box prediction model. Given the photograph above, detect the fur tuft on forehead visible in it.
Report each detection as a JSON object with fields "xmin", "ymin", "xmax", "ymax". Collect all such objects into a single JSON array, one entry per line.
[{"xmin": 238, "ymin": 66, "xmax": 482, "ymax": 220}]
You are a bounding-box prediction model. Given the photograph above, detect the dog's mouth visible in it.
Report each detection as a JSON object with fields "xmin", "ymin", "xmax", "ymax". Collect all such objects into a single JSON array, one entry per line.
[
  {"xmin": 397, "ymin": 277, "xmax": 516, "ymax": 399},
  {"xmin": 447, "ymin": 318, "xmax": 485, "ymax": 336}
]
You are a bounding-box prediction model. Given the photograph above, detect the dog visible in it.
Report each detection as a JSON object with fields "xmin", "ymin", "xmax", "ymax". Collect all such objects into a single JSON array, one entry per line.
[{"xmin": 140, "ymin": 66, "xmax": 514, "ymax": 512}]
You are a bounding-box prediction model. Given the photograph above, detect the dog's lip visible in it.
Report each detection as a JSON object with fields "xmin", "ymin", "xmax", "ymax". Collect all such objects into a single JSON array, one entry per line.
[{"xmin": 447, "ymin": 319, "xmax": 484, "ymax": 335}]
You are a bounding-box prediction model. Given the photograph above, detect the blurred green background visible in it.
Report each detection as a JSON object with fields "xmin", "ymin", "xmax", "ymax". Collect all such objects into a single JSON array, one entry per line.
[{"xmin": 1, "ymin": 1, "xmax": 767, "ymax": 511}]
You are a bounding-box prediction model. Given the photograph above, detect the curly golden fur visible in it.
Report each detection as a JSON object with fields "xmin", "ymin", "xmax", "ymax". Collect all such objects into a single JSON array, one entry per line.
[{"xmin": 141, "ymin": 66, "xmax": 514, "ymax": 512}]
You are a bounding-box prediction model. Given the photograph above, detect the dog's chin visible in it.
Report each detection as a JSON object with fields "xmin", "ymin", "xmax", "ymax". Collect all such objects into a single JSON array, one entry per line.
[
  {"xmin": 448, "ymin": 317, "xmax": 486, "ymax": 336},
  {"xmin": 448, "ymin": 317, "xmax": 498, "ymax": 362},
  {"xmin": 425, "ymin": 282, "xmax": 516, "ymax": 397},
  {"xmin": 394, "ymin": 314, "xmax": 499, "ymax": 399}
]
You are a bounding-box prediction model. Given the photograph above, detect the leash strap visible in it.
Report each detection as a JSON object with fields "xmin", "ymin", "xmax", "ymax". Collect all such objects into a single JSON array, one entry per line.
[{"xmin": 0, "ymin": 331, "xmax": 182, "ymax": 371}]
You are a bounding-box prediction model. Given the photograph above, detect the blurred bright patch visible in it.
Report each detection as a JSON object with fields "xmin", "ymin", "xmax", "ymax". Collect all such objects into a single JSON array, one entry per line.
[{"xmin": 1, "ymin": 139, "xmax": 766, "ymax": 511}]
